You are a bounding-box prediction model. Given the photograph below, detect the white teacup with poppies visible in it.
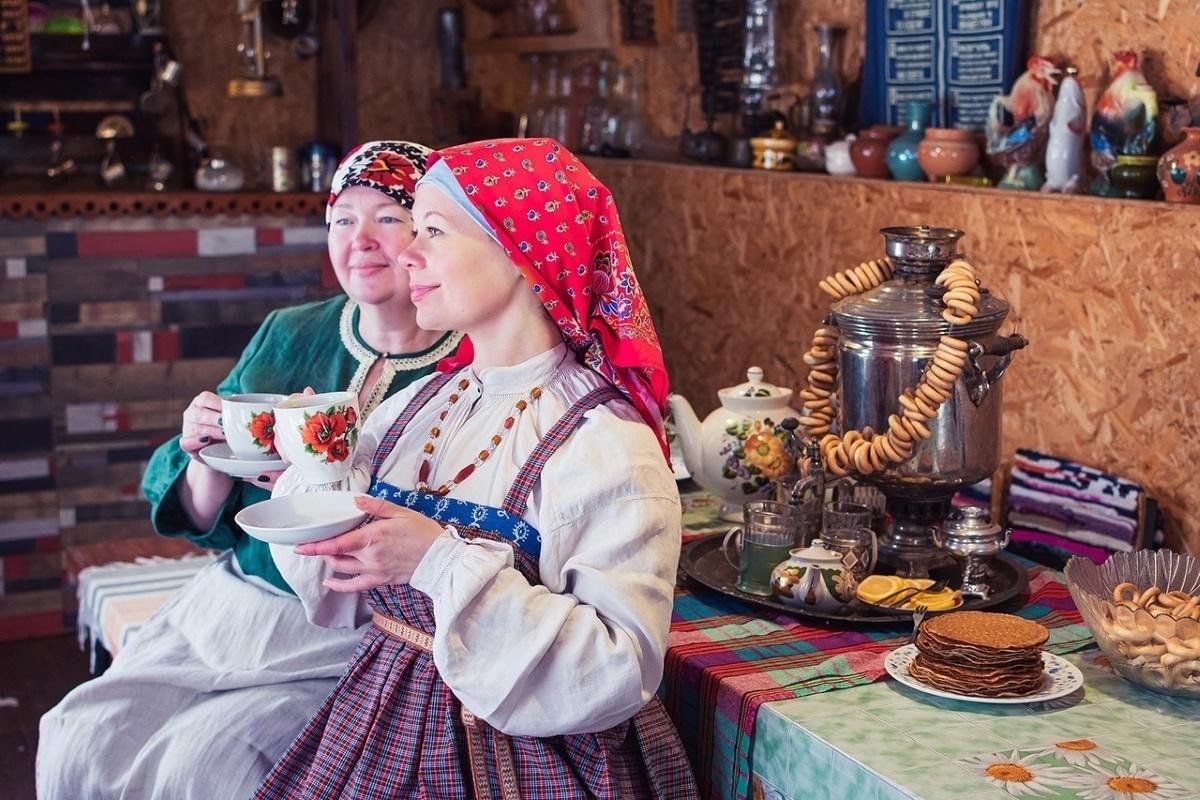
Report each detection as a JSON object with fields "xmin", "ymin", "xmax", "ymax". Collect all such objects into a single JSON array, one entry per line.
[
  {"xmin": 273, "ymin": 391, "xmax": 360, "ymax": 484},
  {"xmin": 221, "ymin": 394, "xmax": 287, "ymax": 460}
]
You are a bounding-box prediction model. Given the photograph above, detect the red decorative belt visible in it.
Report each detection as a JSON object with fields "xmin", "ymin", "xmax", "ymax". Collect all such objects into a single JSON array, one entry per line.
[{"xmin": 371, "ymin": 611, "xmax": 521, "ymax": 800}]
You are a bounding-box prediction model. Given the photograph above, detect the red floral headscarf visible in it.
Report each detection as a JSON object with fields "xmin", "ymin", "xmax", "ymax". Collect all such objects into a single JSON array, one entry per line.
[
  {"xmin": 326, "ymin": 140, "xmax": 432, "ymax": 226},
  {"xmin": 427, "ymin": 138, "xmax": 671, "ymax": 460}
]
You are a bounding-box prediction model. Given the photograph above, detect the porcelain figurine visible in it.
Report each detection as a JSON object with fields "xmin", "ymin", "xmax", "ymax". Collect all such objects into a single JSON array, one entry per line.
[
  {"xmin": 668, "ymin": 367, "xmax": 802, "ymax": 520},
  {"xmin": 770, "ymin": 538, "xmax": 851, "ymax": 611},
  {"xmin": 1043, "ymin": 66, "xmax": 1087, "ymax": 193},
  {"xmin": 1158, "ymin": 127, "xmax": 1200, "ymax": 204},
  {"xmin": 1089, "ymin": 50, "xmax": 1158, "ymax": 196},
  {"xmin": 886, "ymin": 100, "xmax": 932, "ymax": 181},
  {"xmin": 823, "ymin": 133, "xmax": 856, "ymax": 176},
  {"xmin": 986, "ymin": 55, "xmax": 1060, "ymax": 190}
]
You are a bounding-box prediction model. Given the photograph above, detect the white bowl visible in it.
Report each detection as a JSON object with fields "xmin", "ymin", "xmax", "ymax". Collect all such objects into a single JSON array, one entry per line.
[{"xmin": 235, "ymin": 491, "xmax": 367, "ymax": 546}]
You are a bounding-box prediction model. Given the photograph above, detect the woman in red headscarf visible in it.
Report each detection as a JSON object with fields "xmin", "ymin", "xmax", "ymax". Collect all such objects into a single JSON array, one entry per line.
[{"xmin": 257, "ymin": 138, "xmax": 698, "ymax": 799}]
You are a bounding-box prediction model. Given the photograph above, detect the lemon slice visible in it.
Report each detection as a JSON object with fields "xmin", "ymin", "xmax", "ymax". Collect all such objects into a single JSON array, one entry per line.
[
  {"xmin": 856, "ymin": 575, "xmax": 959, "ymax": 610},
  {"xmin": 856, "ymin": 575, "xmax": 905, "ymax": 604}
]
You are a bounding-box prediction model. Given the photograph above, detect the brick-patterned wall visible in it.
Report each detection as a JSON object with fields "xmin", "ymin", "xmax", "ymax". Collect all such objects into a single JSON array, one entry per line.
[{"xmin": 0, "ymin": 212, "xmax": 337, "ymax": 641}]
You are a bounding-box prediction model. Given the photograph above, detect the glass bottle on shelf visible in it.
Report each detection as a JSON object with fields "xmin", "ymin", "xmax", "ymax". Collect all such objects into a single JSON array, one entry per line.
[
  {"xmin": 581, "ymin": 57, "xmax": 615, "ymax": 155},
  {"xmin": 520, "ymin": 0, "xmax": 550, "ymax": 35},
  {"xmin": 569, "ymin": 62, "xmax": 598, "ymax": 151},
  {"xmin": 543, "ymin": 66, "xmax": 572, "ymax": 144},
  {"xmin": 536, "ymin": 56, "xmax": 563, "ymax": 140},
  {"xmin": 741, "ymin": 0, "xmax": 777, "ymax": 136},
  {"xmin": 519, "ymin": 54, "xmax": 545, "ymax": 138},
  {"xmin": 612, "ymin": 61, "xmax": 646, "ymax": 157},
  {"xmin": 809, "ymin": 24, "xmax": 845, "ymax": 140}
]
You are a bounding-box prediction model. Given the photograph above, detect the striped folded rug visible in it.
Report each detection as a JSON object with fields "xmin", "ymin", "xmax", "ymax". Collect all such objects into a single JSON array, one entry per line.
[{"xmin": 1004, "ymin": 449, "xmax": 1158, "ymax": 568}]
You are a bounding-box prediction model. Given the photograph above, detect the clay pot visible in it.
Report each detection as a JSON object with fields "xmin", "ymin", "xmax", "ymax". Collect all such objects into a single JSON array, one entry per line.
[
  {"xmin": 849, "ymin": 126, "xmax": 898, "ymax": 179},
  {"xmin": 1158, "ymin": 127, "xmax": 1200, "ymax": 204},
  {"xmin": 1110, "ymin": 155, "xmax": 1160, "ymax": 200},
  {"xmin": 916, "ymin": 128, "xmax": 981, "ymax": 182}
]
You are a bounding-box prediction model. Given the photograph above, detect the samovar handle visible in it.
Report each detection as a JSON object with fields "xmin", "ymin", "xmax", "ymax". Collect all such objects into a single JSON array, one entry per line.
[{"xmin": 963, "ymin": 332, "xmax": 1029, "ymax": 406}]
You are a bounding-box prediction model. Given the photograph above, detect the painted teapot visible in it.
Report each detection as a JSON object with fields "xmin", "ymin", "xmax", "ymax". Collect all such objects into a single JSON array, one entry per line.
[
  {"xmin": 668, "ymin": 367, "xmax": 802, "ymax": 521},
  {"xmin": 770, "ymin": 538, "xmax": 851, "ymax": 612}
]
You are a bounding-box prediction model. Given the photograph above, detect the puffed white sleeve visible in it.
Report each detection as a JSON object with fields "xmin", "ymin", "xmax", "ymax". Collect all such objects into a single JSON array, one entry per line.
[
  {"xmin": 408, "ymin": 410, "xmax": 680, "ymax": 736},
  {"xmin": 268, "ymin": 378, "xmax": 431, "ymax": 628}
]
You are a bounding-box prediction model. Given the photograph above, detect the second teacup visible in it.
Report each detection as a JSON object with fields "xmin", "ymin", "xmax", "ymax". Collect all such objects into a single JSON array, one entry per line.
[
  {"xmin": 273, "ymin": 391, "xmax": 361, "ymax": 484},
  {"xmin": 221, "ymin": 393, "xmax": 286, "ymax": 460}
]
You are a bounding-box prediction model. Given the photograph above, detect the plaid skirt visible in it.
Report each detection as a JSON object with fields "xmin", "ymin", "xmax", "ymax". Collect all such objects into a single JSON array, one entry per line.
[{"xmin": 253, "ymin": 583, "xmax": 699, "ymax": 800}]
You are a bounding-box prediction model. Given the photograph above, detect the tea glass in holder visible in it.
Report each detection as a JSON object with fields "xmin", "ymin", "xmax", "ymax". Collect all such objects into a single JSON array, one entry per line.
[
  {"xmin": 722, "ymin": 500, "xmax": 802, "ymax": 596},
  {"xmin": 775, "ymin": 474, "xmax": 823, "ymax": 547},
  {"xmin": 821, "ymin": 526, "xmax": 878, "ymax": 591},
  {"xmin": 823, "ymin": 500, "xmax": 872, "ymax": 536}
]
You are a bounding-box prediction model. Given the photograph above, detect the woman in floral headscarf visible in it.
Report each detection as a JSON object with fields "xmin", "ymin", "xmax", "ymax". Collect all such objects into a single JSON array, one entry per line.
[
  {"xmin": 38, "ymin": 142, "xmax": 465, "ymax": 800},
  {"xmin": 258, "ymin": 138, "xmax": 698, "ymax": 799}
]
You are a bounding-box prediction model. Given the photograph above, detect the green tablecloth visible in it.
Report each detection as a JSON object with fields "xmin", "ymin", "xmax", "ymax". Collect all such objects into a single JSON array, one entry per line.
[{"xmin": 751, "ymin": 651, "xmax": 1200, "ymax": 800}]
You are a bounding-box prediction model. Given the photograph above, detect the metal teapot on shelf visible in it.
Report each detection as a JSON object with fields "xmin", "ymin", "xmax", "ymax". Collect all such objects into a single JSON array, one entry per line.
[{"xmin": 668, "ymin": 367, "xmax": 802, "ymax": 521}]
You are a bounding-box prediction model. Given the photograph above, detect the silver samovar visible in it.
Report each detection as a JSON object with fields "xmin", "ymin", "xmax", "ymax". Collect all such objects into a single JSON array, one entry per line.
[{"xmin": 831, "ymin": 226, "xmax": 1027, "ymax": 577}]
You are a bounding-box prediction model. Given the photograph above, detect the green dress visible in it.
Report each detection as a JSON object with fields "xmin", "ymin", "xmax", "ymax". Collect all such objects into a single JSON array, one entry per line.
[{"xmin": 141, "ymin": 296, "xmax": 463, "ymax": 592}]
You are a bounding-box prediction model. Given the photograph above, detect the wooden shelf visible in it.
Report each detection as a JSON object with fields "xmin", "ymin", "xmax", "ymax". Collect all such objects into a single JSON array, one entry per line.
[
  {"xmin": 0, "ymin": 99, "xmax": 136, "ymax": 113},
  {"xmin": 583, "ymin": 156, "xmax": 1200, "ymax": 214},
  {"xmin": 0, "ymin": 191, "xmax": 325, "ymax": 220},
  {"xmin": 464, "ymin": 0, "xmax": 611, "ymax": 55}
]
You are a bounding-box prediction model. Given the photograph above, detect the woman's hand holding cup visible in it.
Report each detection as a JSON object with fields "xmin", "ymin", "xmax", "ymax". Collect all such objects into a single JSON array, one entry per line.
[{"xmin": 180, "ymin": 390, "xmax": 225, "ymax": 456}]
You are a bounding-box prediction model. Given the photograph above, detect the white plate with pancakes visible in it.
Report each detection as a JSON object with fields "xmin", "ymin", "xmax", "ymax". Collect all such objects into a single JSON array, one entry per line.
[{"xmin": 885, "ymin": 644, "xmax": 1084, "ymax": 704}]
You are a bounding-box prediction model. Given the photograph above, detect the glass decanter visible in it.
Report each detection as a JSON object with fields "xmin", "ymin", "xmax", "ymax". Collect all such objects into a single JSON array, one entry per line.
[{"xmin": 809, "ymin": 23, "xmax": 845, "ymax": 140}]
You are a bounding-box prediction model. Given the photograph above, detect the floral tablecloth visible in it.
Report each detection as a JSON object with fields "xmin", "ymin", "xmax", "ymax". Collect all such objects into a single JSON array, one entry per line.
[{"xmin": 751, "ymin": 651, "xmax": 1200, "ymax": 800}]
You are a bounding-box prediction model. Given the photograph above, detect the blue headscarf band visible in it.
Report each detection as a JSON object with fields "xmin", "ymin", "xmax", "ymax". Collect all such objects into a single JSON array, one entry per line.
[{"xmin": 415, "ymin": 159, "xmax": 502, "ymax": 246}]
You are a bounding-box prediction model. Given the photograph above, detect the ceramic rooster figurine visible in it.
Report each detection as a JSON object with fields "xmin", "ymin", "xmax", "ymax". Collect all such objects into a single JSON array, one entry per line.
[
  {"xmin": 1089, "ymin": 50, "xmax": 1158, "ymax": 195},
  {"xmin": 986, "ymin": 55, "xmax": 1060, "ymax": 189}
]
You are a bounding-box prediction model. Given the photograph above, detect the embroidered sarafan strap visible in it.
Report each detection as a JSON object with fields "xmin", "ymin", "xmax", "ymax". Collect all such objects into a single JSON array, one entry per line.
[
  {"xmin": 371, "ymin": 611, "xmax": 521, "ymax": 800},
  {"xmin": 501, "ymin": 384, "xmax": 627, "ymax": 517},
  {"xmin": 370, "ymin": 371, "xmax": 458, "ymax": 474}
]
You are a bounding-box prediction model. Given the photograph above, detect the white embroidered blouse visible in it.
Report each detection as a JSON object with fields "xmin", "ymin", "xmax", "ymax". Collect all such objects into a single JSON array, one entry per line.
[{"xmin": 270, "ymin": 343, "xmax": 682, "ymax": 737}]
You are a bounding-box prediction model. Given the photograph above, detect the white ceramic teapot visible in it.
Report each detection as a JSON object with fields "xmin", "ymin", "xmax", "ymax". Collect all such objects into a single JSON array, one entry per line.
[
  {"xmin": 667, "ymin": 366, "xmax": 802, "ymax": 520},
  {"xmin": 770, "ymin": 538, "xmax": 852, "ymax": 612}
]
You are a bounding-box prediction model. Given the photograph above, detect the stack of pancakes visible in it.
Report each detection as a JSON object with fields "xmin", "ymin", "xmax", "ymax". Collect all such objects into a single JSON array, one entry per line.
[{"xmin": 909, "ymin": 611, "xmax": 1049, "ymax": 697}]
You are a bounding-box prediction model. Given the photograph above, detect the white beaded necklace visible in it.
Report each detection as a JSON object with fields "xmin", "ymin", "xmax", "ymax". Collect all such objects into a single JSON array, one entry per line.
[{"xmin": 338, "ymin": 300, "xmax": 464, "ymax": 419}]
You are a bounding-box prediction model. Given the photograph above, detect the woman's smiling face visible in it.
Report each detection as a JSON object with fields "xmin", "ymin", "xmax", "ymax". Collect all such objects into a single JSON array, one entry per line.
[
  {"xmin": 326, "ymin": 185, "xmax": 416, "ymax": 307},
  {"xmin": 399, "ymin": 183, "xmax": 532, "ymax": 334}
]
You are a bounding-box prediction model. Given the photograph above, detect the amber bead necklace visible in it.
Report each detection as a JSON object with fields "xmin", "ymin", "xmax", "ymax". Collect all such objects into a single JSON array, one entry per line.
[{"xmin": 416, "ymin": 378, "xmax": 543, "ymax": 496}]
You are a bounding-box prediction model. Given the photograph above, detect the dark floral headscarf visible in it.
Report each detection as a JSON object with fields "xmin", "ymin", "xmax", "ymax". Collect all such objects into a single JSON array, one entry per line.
[
  {"xmin": 326, "ymin": 140, "xmax": 433, "ymax": 226},
  {"xmin": 426, "ymin": 138, "xmax": 671, "ymax": 460}
]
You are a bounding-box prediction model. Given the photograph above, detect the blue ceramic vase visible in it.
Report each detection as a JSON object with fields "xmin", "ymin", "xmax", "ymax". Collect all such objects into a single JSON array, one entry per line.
[{"xmin": 887, "ymin": 101, "xmax": 933, "ymax": 181}]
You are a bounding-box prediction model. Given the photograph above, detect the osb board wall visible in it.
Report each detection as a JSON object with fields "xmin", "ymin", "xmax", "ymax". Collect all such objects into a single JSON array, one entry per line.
[
  {"xmin": 467, "ymin": 0, "xmax": 1200, "ymax": 145},
  {"xmin": 588, "ymin": 159, "xmax": 1200, "ymax": 554},
  {"xmin": 162, "ymin": 3, "xmax": 440, "ymax": 180}
]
